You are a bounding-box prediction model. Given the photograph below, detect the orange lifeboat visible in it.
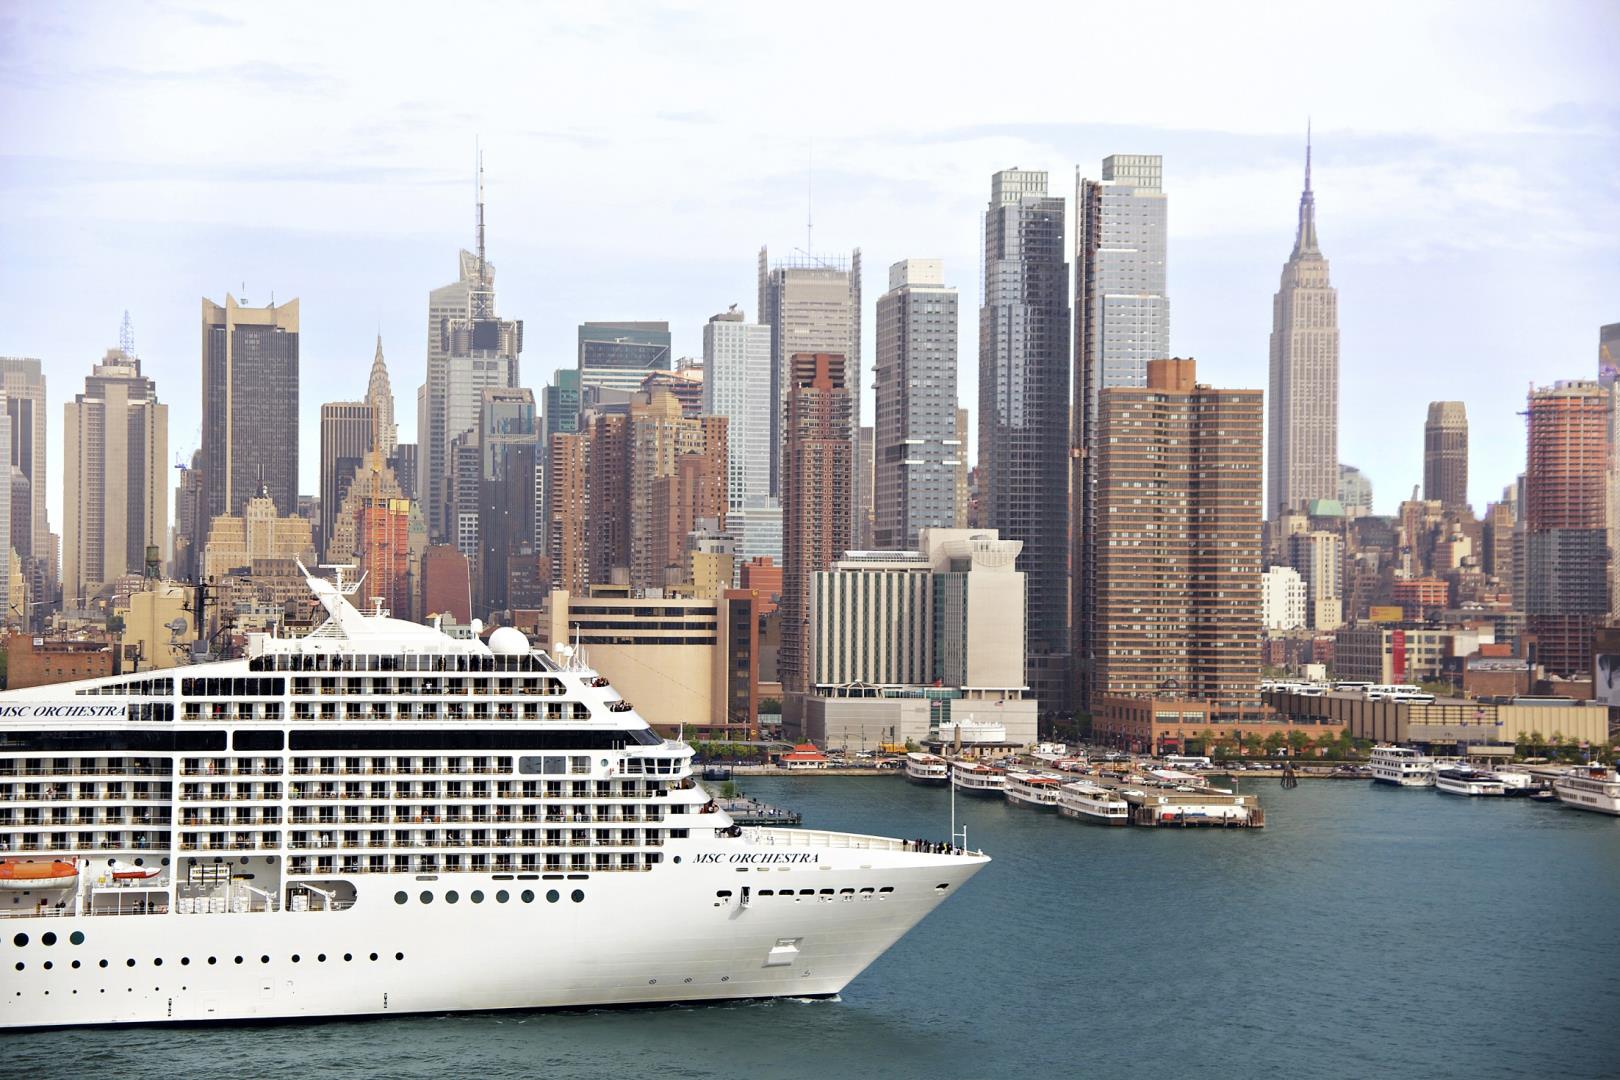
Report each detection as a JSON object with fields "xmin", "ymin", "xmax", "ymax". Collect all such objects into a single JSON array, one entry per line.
[{"xmin": 0, "ymin": 860, "xmax": 78, "ymax": 890}]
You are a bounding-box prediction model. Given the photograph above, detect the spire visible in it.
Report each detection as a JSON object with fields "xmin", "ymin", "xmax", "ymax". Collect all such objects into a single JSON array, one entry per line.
[
  {"xmin": 1292, "ymin": 122, "xmax": 1320, "ymax": 257},
  {"xmin": 366, "ymin": 334, "xmax": 398, "ymax": 459}
]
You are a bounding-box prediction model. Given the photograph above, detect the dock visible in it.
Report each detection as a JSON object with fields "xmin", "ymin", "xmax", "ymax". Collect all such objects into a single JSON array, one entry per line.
[
  {"xmin": 716, "ymin": 797, "xmax": 803, "ymax": 826},
  {"xmin": 1116, "ymin": 784, "xmax": 1265, "ymax": 827}
]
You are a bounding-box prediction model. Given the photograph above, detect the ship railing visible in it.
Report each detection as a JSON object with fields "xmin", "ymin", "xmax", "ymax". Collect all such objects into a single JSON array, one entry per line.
[{"xmin": 743, "ymin": 826, "xmax": 984, "ymax": 856}]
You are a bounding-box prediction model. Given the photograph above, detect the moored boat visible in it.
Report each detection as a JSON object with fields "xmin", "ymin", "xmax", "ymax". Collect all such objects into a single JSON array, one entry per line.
[
  {"xmin": 903, "ymin": 752, "xmax": 949, "ymax": 786},
  {"xmin": 1552, "ymin": 764, "xmax": 1620, "ymax": 816},
  {"xmin": 1056, "ymin": 781, "xmax": 1129, "ymax": 825},
  {"xmin": 950, "ymin": 761, "xmax": 1006, "ymax": 796},
  {"xmin": 1004, "ymin": 771, "xmax": 1062, "ymax": 809},
  {"xmin": 1434, "ymin": 766, "xmax": 1507, "ymax": 797},
  {"xmin": 1369, "ymin": 745, "xmax": 1436, "ymax": 787}
]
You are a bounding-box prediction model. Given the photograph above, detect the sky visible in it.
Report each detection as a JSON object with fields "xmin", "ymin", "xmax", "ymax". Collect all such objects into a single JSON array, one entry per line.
[{"xmin": 1, "ymin": 0, "xmax": 1617, "ymax": 538}]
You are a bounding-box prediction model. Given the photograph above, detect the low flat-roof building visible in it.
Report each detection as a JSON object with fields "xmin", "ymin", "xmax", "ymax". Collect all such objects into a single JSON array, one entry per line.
[{"xmin": 1264, "ymin": 688, "xmax": 1609, "ymax": 752}]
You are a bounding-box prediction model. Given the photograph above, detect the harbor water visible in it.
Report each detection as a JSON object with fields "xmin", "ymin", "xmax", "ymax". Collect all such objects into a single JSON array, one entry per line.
[{"xmin": 9, "ymin": 777, "xmax": 1619, "ymax": 1079}]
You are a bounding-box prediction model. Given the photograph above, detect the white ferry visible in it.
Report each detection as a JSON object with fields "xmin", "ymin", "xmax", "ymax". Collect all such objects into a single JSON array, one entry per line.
[
  {"xmin": 1433, "ymin": 766, "xmax": 1506, "ymax": 797},
  {"xmin": 1552, "ymin": 764, "xmax": 1620, "ymax": 816},
  {"xmin": 1368, "ymin": 745, "xmax": 1436, "ymax": 787},
  {"xmin": 949, "ymin": 761, "xmax": 1006, "ymax": 797},
  {"xmin": 0, "ymin": 568, "xmax": 988, "ymax": 1030},
  {"xmin": 1055, "ymin": 781, "xmax": 1129, "ymax": 826},
  {"xmin": 902, "ymin": 752, "xmax": 949, "ymax": 786},
  {"xmin": 1003, "ymin": 771, "xmax": 1061, "ymax": 810}
]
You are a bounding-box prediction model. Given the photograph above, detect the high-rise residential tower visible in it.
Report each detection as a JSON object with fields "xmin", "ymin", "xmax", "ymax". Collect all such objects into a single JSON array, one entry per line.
[
  {"xmin": 978, "ymin": 168, "xmax": 1070, "ymax": 714},
  {"xmin": 781, "ymin": 353, "xmax": 853, "ymax": 694},
  {"xmin": 417, "ymin": 183, "xmax": 523, "ymax": 546},
  {"xmin": 578, "ymin": 322, "xmax": 671, "ymax": 395},
  {"xmin": 62, "ymin": 347, "xmax": 168, "ymax": 607},
  {"xmin": 1088, "ymin": 359, "xmax": 1263, "ymax": 717},
  {"xmin": 0, "ymin": 357, "xmax": 49, "ymax": 568},
  {"xmin": 701, "ymin": 306, "xmax": 772, "ymax": 513},
  {"xmin": 1423, "ymin": 401, "xmax": 1469, "ymax": 510},
  {"xmin": 1072, "ymin": 156, "xmax": 1170, "ymax": 707},
  {"xmin": 757, "ymin": 248, "xmax": 861, "ymax": 506},
  {"xmin": 200, "ymin": 296, "xmax": 299, "ymax": 534},
  {"xmin": 874, "ymin": 259, "xmax": 960, "ymax": 550},
  {"xmin": 477, "ymin": 387, "xmax": 541, "ymax": 616},
  {"xmin": 1267, "ymin": 137, "xmax": 1340, "ymax": 518},
  {"xmin": 1524, "ymin": 380, "xmax": 1610, "ymax": 676}
]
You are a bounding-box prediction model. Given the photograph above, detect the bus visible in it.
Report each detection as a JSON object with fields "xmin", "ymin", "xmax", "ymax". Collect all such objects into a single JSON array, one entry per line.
[{"xmin": 1163, "ymin": 754, "xmax": 1213, "ymax": 769}]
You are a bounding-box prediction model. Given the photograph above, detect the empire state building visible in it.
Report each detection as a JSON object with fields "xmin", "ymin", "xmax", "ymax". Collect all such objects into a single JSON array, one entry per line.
[{"xmin": 1267, "ymin": 135, "xmax": 1340, "ymax": 518}]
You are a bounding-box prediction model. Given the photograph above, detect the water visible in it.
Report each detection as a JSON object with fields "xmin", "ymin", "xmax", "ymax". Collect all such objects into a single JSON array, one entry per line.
[{"xmin": 10, "ymin": 777, "xmax": 1620, "ymax": 1079}]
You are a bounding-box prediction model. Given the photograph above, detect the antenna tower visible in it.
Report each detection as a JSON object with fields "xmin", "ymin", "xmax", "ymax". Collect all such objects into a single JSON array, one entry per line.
[
  {"xmin": 119, "ymin": 310, "xmax": 136, "ymax": 358},
  {"xmin": 472, "ymin": 143, "xmax": 492, "ymax": 320}
]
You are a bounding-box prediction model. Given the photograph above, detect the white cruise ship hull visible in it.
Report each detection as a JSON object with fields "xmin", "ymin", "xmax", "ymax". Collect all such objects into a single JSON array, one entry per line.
[
  {"xmin": 1553, "ymin": 779, "xmax": 1620, "ymax": 816},
  {"xmin": 2, "ymin": 840, "xmax": 984, "ymax": 1028}
]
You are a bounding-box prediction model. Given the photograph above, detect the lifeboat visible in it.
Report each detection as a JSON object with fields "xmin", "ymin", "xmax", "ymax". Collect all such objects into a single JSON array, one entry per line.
[
  {"xmin": 0, "ymin": 860, "xmax": 78, "ymax": 890},
  {"xmin": 109, "ymin": 860, "xmax": 163, "ymax": 881}
]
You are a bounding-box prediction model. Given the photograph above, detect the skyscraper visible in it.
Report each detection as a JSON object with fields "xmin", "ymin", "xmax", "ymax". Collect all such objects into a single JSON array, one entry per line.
[
  {"xmin": 548, "ymin": 431, "xmax": 589, "ymax": 596},
  {"xmin": 874, "ymin": 259, "xmax": 960, "ymax": 550},
  {"xmin": 1423, "ymin": 401, "xmax": 1469, "ymax": 510},
  {"xmin": 0, "ymin": 357, "xmax": 49, "ymax": 571},
  {"xmin": 1524, "ymin": 380, "xmax": 1610, "ymax": 676},
  {"xmin": 702, "ymin": 306, "xmax": 772, "ymax": 513},
  {"xmin": 200, "ymin": 296, "xmax": 299, "ymax": 534},
  {"xmin": 417, "ymin": 185, "xmax": 523, "ymax": 546},
  {"xmin": 1338, "ymin": 464, "xmax": 1374, "ymax": 516},
  {"xmin": 367, "ymin": 335, "xmax": 397, "ymax": 460},
  {"xmin": 757, "ymin": 248, "xmax": 861, "ymax": 505},
  {"xmin": 1267, "ymin": 136, "xmax": 1340, "ymax": 518},
  {"xmin": 319, "ymin": 401, "xmax": 372, "ymax": 561},
  {"xmin": 978, "ymin": 168, "xmax": 1070, "ymax": 714},
  {"xmin": 477, "ymin": 387, "xmax": 540, "ymax": 616},
  {"xmin": 578, "ymin": 322, "xmax": 671, "ymax": 395},
  {"xmin": 1088, "ymin": 359, "xmax": 1263, "ymax": 717},
  {"xmin": 1598, "ymin": 322, "xmax": 1619, "ymax": 386},
  {"xmin": 781, "ymin": 353, "xmax": 853, "ymax": 694},
  {"xmin": 62, "ymin": 347, "xmax": 168, "ymax": 607}
]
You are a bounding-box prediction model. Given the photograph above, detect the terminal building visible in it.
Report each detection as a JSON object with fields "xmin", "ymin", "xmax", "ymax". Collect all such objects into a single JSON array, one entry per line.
[
  {"xmin": 1263, "ymin": 688, "xmax": 1609, "ymax": 755},
  {"xmin": 787, "ymin": 528, "xmax": 1036, "ymax": 750}
]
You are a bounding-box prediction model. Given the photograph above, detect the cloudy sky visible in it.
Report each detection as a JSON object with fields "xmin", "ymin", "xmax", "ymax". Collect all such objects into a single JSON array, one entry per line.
[{"xmin": 2, "ymin": 0, "xmax": 1616, "ymax": 534}]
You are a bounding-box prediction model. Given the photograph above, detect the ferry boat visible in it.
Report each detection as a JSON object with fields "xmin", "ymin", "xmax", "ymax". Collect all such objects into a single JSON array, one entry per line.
[
  {"xmin": 1003, "ymin": 771, "xmax": 1061, "ymax": 810},
  {"xmin": 1055, "ymin": 781, "xmax": 1129, "ymax": 825},
  {"xmin": 1368, "ymin": 745, "xmax": 1436, "ymax": 787},
  {"xmin": 903, "ymin": 752, "xmax": 949, "ymax": 786},
  {"xmin": 0, "ymin": 567, "xmax": 988, "ymax": 1030},
  {"xmin": 1552, "ymin": 764, "xmax": 1620, "ymax": 816},
  {"xmin": 949, "ymin": 761, "xmax": 1006, "ymax": 797},
  {"xmin": 1433, "ymin": 766, "xmax": 1507, "ymax": 797}
]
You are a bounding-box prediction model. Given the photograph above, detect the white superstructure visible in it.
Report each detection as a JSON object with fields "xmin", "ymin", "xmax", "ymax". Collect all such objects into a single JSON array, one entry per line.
[
  {"xmin": 1055, "ymin": 781, "xmax": 1129, "ymax": 826},
  {"xmin": 903, "ymin": 752, "xmax": 949, "ymax": 786},
  {"xmin": 1003, "ymin": 771, "xmax": 1061, "ymax": 809},
  {"xmin": 1552, "ymin": 765, "xmax": 1620, "ymax": 816},
  {"xmin": 1434, "ymin": 766, "xmax": 1506, "ymax": 797},
  {"xmin": 949, "ymin": 761, "xmax": 1006, "ymax": 796},
  {"xmin": 1369, "ymin": 745, "xmax": 1436, "ymax": 787},
  {"xmin": 0, "ymin": 568, "xmax": 986, "ymax": 1029}
]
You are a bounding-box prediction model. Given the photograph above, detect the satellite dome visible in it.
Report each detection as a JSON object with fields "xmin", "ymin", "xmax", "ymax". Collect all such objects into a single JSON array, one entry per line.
[{"xmin": 488, "ymin": 626, "xmax": 530, "ymax": 656}]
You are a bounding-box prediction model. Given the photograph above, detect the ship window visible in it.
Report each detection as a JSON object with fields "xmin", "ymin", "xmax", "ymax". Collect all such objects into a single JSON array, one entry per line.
[
  {"xmin": 520, "ymin": 890, "xmax": 535, "ymax": 903},
  {"xmin": 759, "ymin": 890, "xmax": 774, "ymax": 897},
  {"xmin": 570, "ymin": 890, "xmax": 584, "ymax": 903},
  {"xmin": 470, "ymin": 890, "xmax": 484, "ymax": 904},
  {"xmin": 393, "ymin": 891, "xmax": 407, "ymax": 905},
  {"xmin": 496, "ymin": 890, "xmax": 510, "ymax": 903},
  {"xmin": 879, "ymin": 887, "xmax": 894, "ymax": 893},
  {"xmin": 445, "ymin": 891, "xmax": 459, "ymax": 904},
  {"xmin": 69, "ymin": 932, "xmax": 84, "ymax": 946},
  {"xmin": 42, "ymin": 932, "xmax": 56, "ymax": 946},
  {"xmin": 545, "ymin": 889, "xmax": 559, "ymax": 903},
  {"xmin": 419, "ymin": 891, "xmax": 433, "ymax": 904}
]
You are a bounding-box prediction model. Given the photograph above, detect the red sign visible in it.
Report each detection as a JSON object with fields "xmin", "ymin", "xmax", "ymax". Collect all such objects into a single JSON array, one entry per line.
[{"xmin": 1391, "ymin": 629, "xmax": 1406, "ymax": 683}]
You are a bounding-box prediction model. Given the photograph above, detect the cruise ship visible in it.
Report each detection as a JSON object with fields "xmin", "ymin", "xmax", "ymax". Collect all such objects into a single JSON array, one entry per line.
[
  {"xmin": 1368, "ymin": 745, "xmax": 1436, "ymax": 787},
  {"xmin": 0, "ymin": 569, "xmax": 988, "ymax": 1029}
]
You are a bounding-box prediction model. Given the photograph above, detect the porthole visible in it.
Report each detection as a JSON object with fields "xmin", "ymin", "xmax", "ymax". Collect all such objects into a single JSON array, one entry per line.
[
  {"xmin": 260, "ymin": 955, "xmax": 270, "ymax": 964},
  {"xmin": 126, "ymin": 959, "xmax": 136, "ymax": 968},
  {"xmin": 395, "ymin": 952, "xmax": 404, "ymax": 961},
  {"xmin": 234, "ymin": 956, "xmax": 244, "ymax": 965},
  {"xmin": 343, "ymin": 953, "xmax": 353, "ymax": 962},
  {"xmin": 369, "ymin": 952, "xmax": 379, "ymax": 962},
  {"xmin": 207, "ymin": 957, "xmax": 216, "ymax": 965},
  {"xmin": 12, "ymin": 934, "xmax": 27, "ymax": 948},
  {"xmin": 318, "ymin": 954, "xmax": 327, "ymax": 962},
  {"xmin": 41, "ymin": 932, "xmax": 57, "ymax": 946},
  {"xmin": 445, "ymin": 891, "xmax": 460, "ymax": 904},
  {"xmin": 69, "ymin": 931, "xmax": 84, "ymax": 946},
  {"xmin": 292, "ymin": 955, "xmax": 301, "ymax": 963},
  {"xmin": 42, "ymin": 961, "xmax": 52, "ymax": 970},
  {"xmin": 521, "ymin": 890, "xmax": 535, "ymax": 904},
  {"xmin": 394, "ymin": 891, "xmax": 408, "ymax": 905},
  {"xmin": 545, "ymin": 890, "xmax": 560, "ymax": 904},
  {"xmin": 420, "ymin": 891, "xmax": 433, "ymax": 905},
  {"xmin": 571, "ymin": 890, "xmax": 584, "ymax": 904},
  {"xmin": 12, "ymin": 962, "xmax": 21, "ymax": 972},
  {"xmin": 153, "ymin": 958, "xmax": 163, "ymax": 967},
  {"xmin": 673, "ymin": 856, "xmax": 681, "ymax": 864},
  {"xmin": 496, "ymin": 890, "xmax": 510, "ymax": 903},
  {"xmin": 470, "ymin": 891, "xmax": 484, "ymax": 904},
  {"xmin": 71, "ymin": 961, "xmax": 80, "ymax": 970}
]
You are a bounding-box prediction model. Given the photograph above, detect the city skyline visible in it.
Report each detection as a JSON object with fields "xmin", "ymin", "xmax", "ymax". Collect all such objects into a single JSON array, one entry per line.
[{"xmin": 2, "ymin": 4, "xmax": 1616, "ymax": 537}]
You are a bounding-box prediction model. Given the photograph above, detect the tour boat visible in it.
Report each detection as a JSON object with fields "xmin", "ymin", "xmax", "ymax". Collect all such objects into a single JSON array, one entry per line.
[
  {"xmin": 1552, "ymin": 764, "xmax": 1620, "ymax": 816},
  {"xmin": 949, "ymin": 761, "xmax": 1006, "ymax": 796},
  {"xmin": 902, "ymin": 752, "xmax": 949, "ymax": 786},
  {"xmin": 0, "ymin": 565, "xmax": 989, "ymax": 1030},
  {"xmin": 1368, "ymin": 745, "xmax": 1436, "ymax": 787},
  {"xmin": 1003, "ymin": 771, "xmax": 1062, "ymax": 810},
  {"xmin": 1055, "ymin": 781, "xmax": 1129, "ymax": 825},
  {"xmin": 1433, "ymin": 766, "xmax": 1507, "ymax": 797}
]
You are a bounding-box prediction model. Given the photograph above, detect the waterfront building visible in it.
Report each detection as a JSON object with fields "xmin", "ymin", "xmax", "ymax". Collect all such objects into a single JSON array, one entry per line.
[
  {"xmin": 0, "ymin": 356, "xmax": 49, "ymax": 570},
  {"xmin": 578, "ymin": 321, "xmax": 671, "ymax": 395},
  {"xmin": 1267, "ymin": 137, "xmax": 1340, "ymax": 518},
  {"xmin": 1524, "ymin": 380, "xmax": 1610, "ymax": 676},
  {"xmin": 702, "ymin": 307, "xmax": 771, "ymax": 513},
  {"xmin": 1424, "ymin": 401, "xmax": 1469, "ymax": 511},
  {"xmin": 758, "ymin": 248, "xmax": 861, "ymax": 506},
  {"xmin": 200, "ymin": 296, "xmax": 300, "ymax": 529},
  {"xmin": 978, "ymin": 168, "xmax": 1071, "ymax": 714},
  {"xmin": 62, "ymin": 347, "xmax": 168, "ymax": 608},
  {"xmin": 781, "ymin": 353, "xmax": 853, "ymax": 694},
  {"xmin": 1261, "ymin": 566, "xmax": 1308, "ymax": 631},
  {"xmin": 417, "ymin": 201, "xmax": 523, "ymax": 545},
  {"xmin": 1338, "ymin": 464, "xmax": 1373, "ymax": 517},
  {"xmin": 1087, "ymin": 358, "xmax": 1263, "ymax": 719},
  {"xmin": 1330, "ymin": 623, "xmax": 1497, "ymax": 684},
  {"xmin": 873, "ymin": 259, "xmax": 960, "ymax": 550},
  {"xmin": 318, "ymin": 401, "xmax": 372, "ymax": 561}
]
